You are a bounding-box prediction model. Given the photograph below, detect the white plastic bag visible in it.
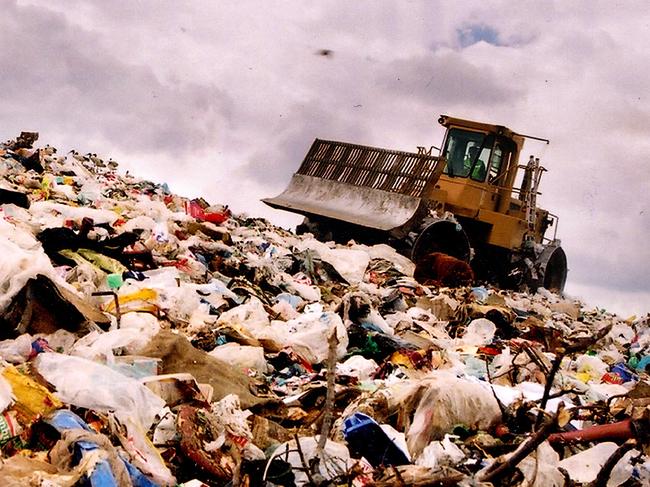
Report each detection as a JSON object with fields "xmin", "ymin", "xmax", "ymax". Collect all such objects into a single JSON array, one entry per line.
[
  {"xmin": 30, "ymin": 201, "xmax": 118, "ymax": 226},
  {"xmin": 71, "ymin": 313, "xmax": 161, "ymax": 360},
  {"xmin": 35, "ymin": 353, "xmax": 165, "ymax": 430},
  {"xmin": 271, "ymin": 311, "xmax": 348, "ymax": 364},
  {"xmin": 216, "ymin": 298, "xmax": 270, "ymax": 336},
  {"xmin": 210, "ymin": 394, "xmax": 253, "ymax": 440},
  {"xmin": 483, "ymin": 441, "xmax": 563, "ymax": 487},
  {"xmin": 415, "ymin": 435, "xmax": 465, "ymax": 468},
  {"xmin": 208, "ymin": 343, "xmax": 269, "ymax": 373},
  {"xmin": 406, "ymin": 372, "xmax": 501, "ymax": 457},
  {"xmin": 0, "ymin": 334, "xmax": 34, "ymax": 363},
  {"xmin": 336, "ymin": 355, "xmax": 378, "ymax": 380},
  {"xmin": 295, "ymin": 238, "xmax": 370, "ymax": 284},
  {"xmin": 575, "ymin": 354, "xmax": 609, "ymax": 382},
  {"xmin": 352, "ymin": 243, "xmax": 416, "ymax": 276},
  {"xmin": 459, "ymin": 318, "xmax": 496, "ymax": 346},
  {"xmin": 112, "ymin": 415, "xmax": 176, "ymax": 486},
  {"xmin": 0, "ymin": 220, "xmax": 58, "ymax": 313}
]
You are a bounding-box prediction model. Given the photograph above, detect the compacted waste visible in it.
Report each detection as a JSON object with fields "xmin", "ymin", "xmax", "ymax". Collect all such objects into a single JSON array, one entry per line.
[{"xmin": 0, "ymin": 132, "xmax": 648, "ymax": 486}]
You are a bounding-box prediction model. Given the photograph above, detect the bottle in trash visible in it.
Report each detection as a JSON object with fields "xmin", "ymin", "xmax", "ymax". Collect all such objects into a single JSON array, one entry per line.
[{"xmin": 343, "ymin": 412, "xmax": 410, "ymax": 467}]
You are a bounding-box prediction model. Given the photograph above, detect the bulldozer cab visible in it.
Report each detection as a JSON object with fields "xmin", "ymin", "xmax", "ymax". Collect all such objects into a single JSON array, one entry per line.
[
  {"xmin": 435, "ymin": 116, "xmax": 524, "ymax": 219},
  {"xmin": 443, "ymin": 130, "xmax": 509, "ymax": 183}
]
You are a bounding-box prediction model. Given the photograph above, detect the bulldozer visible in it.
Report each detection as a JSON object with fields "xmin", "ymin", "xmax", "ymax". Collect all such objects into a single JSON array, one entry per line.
[{"xmin": 263, "ymin": 115, "xmax": 568, "ymax": 292}]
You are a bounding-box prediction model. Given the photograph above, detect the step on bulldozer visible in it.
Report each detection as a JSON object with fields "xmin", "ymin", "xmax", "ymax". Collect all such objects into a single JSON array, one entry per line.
[{"xmin": 263, "ymin": 115, "xmax": 568, "ymax": 292}]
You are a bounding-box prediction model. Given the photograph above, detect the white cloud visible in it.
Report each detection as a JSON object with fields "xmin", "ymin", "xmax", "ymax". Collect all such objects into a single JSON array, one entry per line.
[{"xmin": 4, "ymin": 0, "xmax": 649, "ymax": 317}]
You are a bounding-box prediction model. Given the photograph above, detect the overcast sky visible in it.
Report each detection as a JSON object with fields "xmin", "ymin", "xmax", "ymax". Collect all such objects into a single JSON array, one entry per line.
[{"xmin": 2, "ymin": 0, "xmax": 649, "ymax": 317}]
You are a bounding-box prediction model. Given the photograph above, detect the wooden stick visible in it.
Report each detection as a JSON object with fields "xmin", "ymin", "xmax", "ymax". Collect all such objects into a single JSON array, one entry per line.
[
  {"xmin": 317, "ymin": 329, "xmax": 339, "ymax": 451},
  {"xmin": 293, "ymin": 433, "xmax": 316, "ymax": 486},
  {"xmin": 535, "ymin": 352, "xmax": 563, "ymax": 430},
  {"xmin": 478, "ymin": 406, "xmax": 561, "ymax": 484}
]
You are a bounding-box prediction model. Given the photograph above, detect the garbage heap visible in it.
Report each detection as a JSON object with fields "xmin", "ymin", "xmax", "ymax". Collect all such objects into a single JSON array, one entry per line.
[{"xmin": 0, "ymin": 132, "xmax": 648, "ymax": 487}]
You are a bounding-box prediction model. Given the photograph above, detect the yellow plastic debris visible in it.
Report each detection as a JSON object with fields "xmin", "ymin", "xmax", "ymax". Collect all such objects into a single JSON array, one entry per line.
[
  {"xmin": 2, "ymin": 366, "xmax": 62, "ymax": 422},
  {"xmin": 103, "ymin": 288, "xmax": 158, "ymax": 313}
]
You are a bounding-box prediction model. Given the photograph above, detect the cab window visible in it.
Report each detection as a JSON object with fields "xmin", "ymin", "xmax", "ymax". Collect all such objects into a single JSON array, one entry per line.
[
  {"xmin": 489, "ymin": 144, "xmax": 503, "ymax": 183},
  {"xmin": 443, "ymin": 128, "xmax": 492, "ymax": 182},
  {"xmin": 488, "ymin": 137, "xmax": 516, "ymax": 185}
]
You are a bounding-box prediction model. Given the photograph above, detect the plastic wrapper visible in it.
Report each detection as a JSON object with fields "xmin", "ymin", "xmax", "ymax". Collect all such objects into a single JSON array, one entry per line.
[
  {"xmin": 109, "ymin": 355, "xmax": 161, "ymax": 379},
  {"xmin": 104, "ymin": 288, "xmax": 159, "ymax": 314},
  {"xmin": 76, "ymin": 248, "xmax": 128, "ymax": 274}
]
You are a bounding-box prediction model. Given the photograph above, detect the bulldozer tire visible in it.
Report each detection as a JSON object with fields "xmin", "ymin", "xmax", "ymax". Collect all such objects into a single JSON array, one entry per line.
[
  {"xmin": 538, "ymin": 245, "xmax": 568, "ymax": 293},
  {"xmin": 411, "ymin": 220, "xmax": 472, "ymax": 264}
]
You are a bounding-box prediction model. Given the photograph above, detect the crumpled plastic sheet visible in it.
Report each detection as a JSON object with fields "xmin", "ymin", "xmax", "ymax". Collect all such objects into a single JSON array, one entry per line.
[
  {"xmin": 406, "ymin": 372, "xmax": 502, "ymax": 458},
  {"xmin": 0, "ymin": 219, "xmax": 59, "ymax": 313},
  {"xmin": 293, "ymin": 238, "xmax": 370, "ymax": 284},
  {"xmin": 558, "ymin": 442, "xmax": 637, "ymax": 486},
  {"xmin": 35, "ymin": 352, "xmax": 165, "ymax": 430},
  {"xmin": 71, "ymin": 312, "xmax": 161, "ymax": 361}
]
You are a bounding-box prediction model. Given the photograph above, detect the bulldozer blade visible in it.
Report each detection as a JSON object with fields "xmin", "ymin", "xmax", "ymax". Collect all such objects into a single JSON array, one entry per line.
[
  {"xmin": 263, "ymin": 139, "xmax": 446, "ymax": 231},
  {"xmin": 263, "ymin": 173, "xmax": 424, "ymax": 231}
]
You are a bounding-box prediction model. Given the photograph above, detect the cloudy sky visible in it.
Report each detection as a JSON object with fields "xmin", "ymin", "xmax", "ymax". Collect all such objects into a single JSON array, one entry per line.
[{"xmin": 2, "ymin": 1, "xmax": 649, "ymax": 317}]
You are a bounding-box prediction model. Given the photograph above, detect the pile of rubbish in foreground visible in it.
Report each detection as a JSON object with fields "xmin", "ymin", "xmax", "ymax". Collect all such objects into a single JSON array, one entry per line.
[{"xmin": 0, "ymin": 131, "xmax": 648, "ymax": 487}]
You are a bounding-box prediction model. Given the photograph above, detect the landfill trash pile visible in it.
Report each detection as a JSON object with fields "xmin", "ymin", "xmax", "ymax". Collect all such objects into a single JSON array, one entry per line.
[{"xmin": 0, "ymin": 131, "xmax": 648, "ymax": 486}]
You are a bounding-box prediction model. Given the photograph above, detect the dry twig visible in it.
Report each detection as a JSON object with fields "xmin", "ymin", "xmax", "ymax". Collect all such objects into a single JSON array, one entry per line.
[
  {"xmin": 535, "ymin": 350, "xmax": 564, "ymax": 430},
  {"xmin": 317, "ymin": 329, "xmax": 339, "ymax": 454},
  {"xmin": 293, "ymin": 433, "xmax": 316, "ymax": 486},
  {"xmin": 478, "ymin": 404, "xmax": 563, "ymax": 484}
]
